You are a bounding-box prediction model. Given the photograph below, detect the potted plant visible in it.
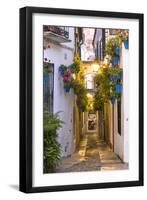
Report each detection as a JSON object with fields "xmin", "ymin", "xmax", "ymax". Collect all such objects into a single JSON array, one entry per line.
[
  {"xmin": 109, "ymin": 80, "xmax": 121, "ymax": 104},
  {"xmin": 93, "ymin": 66, "xmax": 123, "ymax": 106},
  {"xmin": 114, "ymin": 37, "xmax": 121, "ymax": 54},
  {"xmin": 43, "ymin": 109, "xmax": 64, "ymax": 173},
  {"xmin": 123, "ymin": 39, "xmax": 128, "ymax": 49},
  {"xmin": 119, "ymin": 30, "xmax": 129, "ymax": 49},
  {"xmin": 63, "ymin": 83, "xmax": 71, "ymax": 93},
  {"xmin": 112, "ymin": 56, "xmax": 119, "ymax": 66},
  {"xmin": 109, "ymin": 85, "xmax": 116, "ymax": 104},
  {"xmin": 62, "ymin": 71, "xmax": 72, "ymax": 93},
  {"xmin": 115, "ymin": 83, "xmax": 121, "ymax": 94},
  {"xmin": 105, "ymin": 36, "xmax": 122, "ymax": 56},
  {"xmin": 105, "ymin": 36, "xmax": 122, "ymax": 66},
  {"xmin": 109, "ymin": 96, "xmax": 116, "ymax": 104},
  {"xmin": 108, "ymin": 67, "xmax": 122, "ymax": 103},
  {"xmin": 108, "ymin": 67, "xmax": 122, "ymax": 81},
  {"xmin": 59, "ymin": 64, "xmax": 67, "ymax": 76},
  {"xmin": 59, "ymin": 65, "xmax": 73, "ymax": 93},
  {"xmin": 114, "ymin": 46, "xmax": 120, "ymax": 56}
]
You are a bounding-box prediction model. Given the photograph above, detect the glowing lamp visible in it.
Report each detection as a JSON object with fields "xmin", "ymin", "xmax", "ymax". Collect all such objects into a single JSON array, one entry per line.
[{"xmin": 92, "ymin": 63, "xmax": 100, "ymax": 72}]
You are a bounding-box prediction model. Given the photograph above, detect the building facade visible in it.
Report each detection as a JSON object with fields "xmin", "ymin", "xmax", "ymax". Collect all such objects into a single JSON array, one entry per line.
[{"xmin": 43, "ymin": 26, "xmax": 76, "ymax": 157}]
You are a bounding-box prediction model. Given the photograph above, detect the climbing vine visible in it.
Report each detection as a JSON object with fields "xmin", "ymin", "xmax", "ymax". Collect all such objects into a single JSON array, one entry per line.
[
  {"xmin": 59, "ymin": 53, "xmax": 88, "ymax": 111},
  {"xmin": 71, "ymin": 79, "xmax": 88, "ymax": 112}
]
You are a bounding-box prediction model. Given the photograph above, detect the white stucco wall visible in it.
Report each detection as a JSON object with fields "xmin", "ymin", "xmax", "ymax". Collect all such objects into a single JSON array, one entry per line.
[
  {"xmin": 114, "ymin": 43, "xmax": 129, "ymax": 163},
  {"xmin": 122, "ymin": 43, "xmax": 129, "ymax": 163},
  {"xmin": 114, "ymin": 101, "xmax": 124, "ymax": 160},
  {"xmin": 43, "ymin": 27, "xmax": 75, "ymax": 157}
]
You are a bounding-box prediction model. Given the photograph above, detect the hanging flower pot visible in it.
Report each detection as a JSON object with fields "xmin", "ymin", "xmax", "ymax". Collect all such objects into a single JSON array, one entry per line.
[
  {"xmin": 109, "ymin": 75, "xmax": 115, "ymax": 81},
  {"xmin": 59, "ymin": 68, "xmax": 65, "ymax": 76},
  {"xmin": 59, "ymin": 65, "xmax": 67, "ymax": 76},
  {"xmin": 114, "ymin": 73, "xmax": 121, "ymax": 81},
  {"xmin": 108, "ymin": 68, "xmax": 123, "ymax": 82},
  {"xmin": 112, "ymin": 56, "xmax": 119, "ymax": 66},
  {"xmin": 123, "ymin": 39, "xmax": 129, "ymax": 49},
  {"xmin": 109, "ymin": 74, "xmax": 119, "ymax": 81},
  {"xmin": 64, "ymin": 84, "xmax": 70, "ymax": 93},
  {"xmin": 110, "ymin": 97, "xmax": 116, "ymax": 104},
  {"xmin": 114, "ymin": 46, "xmax": 120, "ymax": 56},
  {"xmin": 109, "ymin": 75, "xmax": 117, "ymax": 81},
  {"xmin": 115, "ymin": 74, "xmax": 120, "ymax": 80},
  {"xmin": 63, "ymin": 76, "xmax": 69, "ymax": 82},
  {"xmin": 115, "ymin": 83, "xmax": 121, "ymax": 94}
]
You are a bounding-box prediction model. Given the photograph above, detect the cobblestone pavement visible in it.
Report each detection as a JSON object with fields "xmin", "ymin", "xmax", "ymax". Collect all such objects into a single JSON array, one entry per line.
[{"xmin": 56, "ymin": 132, "xmax": 128, "ymax": 173}]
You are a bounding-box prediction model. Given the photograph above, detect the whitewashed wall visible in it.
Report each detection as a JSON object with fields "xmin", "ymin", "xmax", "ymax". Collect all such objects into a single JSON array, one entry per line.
[
  {"xmin": 43, "ymin": 28, "xmax": 75, "ymax": 157},
  {"xmin": 114, "ymin": 43, "xmax": 129, "ymax": 163}
]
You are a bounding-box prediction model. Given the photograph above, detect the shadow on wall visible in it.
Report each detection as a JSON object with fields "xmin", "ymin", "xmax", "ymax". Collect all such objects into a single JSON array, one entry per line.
[{"xmin": 9, "ymin": 184, "xmax": 19, "ymax": 191}]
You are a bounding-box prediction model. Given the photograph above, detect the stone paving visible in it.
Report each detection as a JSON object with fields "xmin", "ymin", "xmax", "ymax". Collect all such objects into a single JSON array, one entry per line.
[{"xmin": 56, "ymin": 132, "xmax": 128, "ymax": 173}]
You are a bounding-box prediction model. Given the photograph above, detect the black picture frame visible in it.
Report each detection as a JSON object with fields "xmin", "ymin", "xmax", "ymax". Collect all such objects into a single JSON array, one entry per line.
[{"xmin": 19, "ymin": 6, "xmax": 144, "ymax": 193}]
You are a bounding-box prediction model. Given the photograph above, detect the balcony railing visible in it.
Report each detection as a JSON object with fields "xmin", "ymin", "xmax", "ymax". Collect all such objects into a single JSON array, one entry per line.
[{"xmin": 43, "ymin": 26, "xmax": 71, "ymax": 43}]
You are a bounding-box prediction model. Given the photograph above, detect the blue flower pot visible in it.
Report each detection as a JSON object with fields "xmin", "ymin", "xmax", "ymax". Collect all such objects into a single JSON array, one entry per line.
[
  {"xmin": 59, "ymin": 68, "xmax": 64, "ymax": 76},
  {"xmin": 123, "ymin": 39, "xmax": 129, "ymax": 49},
  {"xmin": 116, "ymin": 73, "xmax": 121, "ymax": 80},
  {"xmin": 109, "ymin": 73, "xmax": 121, "ymax": 81},
  {"xmin": 110, "ymin": 97, "xmax": 116, "ymax": 104},
  {"xmin": 109, "ymin": 75, "xmax": 114, "ymax": 81},
  {"xmin": 116, "ymin": 74, "xmax": 120, "ymax": 80},
  {"xmin": 112, "ymin": 56, "xmax": 119, "ymax": 66},
  {"xmin": 64, "ymin": 85, "xmax": 70, "ymax": 93},
  {"xmin": 115, "ymin": 83, "xmax": 121, "ymax": 94},
  {"xmin": 114, "ymin": 47, "xmax": 120, "ymax": 56}
]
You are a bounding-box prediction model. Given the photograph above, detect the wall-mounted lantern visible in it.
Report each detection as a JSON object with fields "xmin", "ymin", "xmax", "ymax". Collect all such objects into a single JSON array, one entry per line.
[{"xmin": 92, "ymin": 63, "xmax": 100, "ymax": 72}]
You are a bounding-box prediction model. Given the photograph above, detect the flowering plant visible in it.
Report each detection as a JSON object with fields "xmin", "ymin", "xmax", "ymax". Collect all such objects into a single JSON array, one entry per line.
[
  {"xmin": 59, "ymin": 65, "xmax": 73, "ymax": 92},
  {"xmin": 105, "ymin": 36, "xmax": 122, "ymax": 57},
  {"xmin": 59, "ymin": 65, "xmax": 68, "ymax": 76},
  {"xmin": 62, "ymin": 71, "xmax": 72, "ymax": 84},
  {"xmin": 119, "ymin": 30, "xmax": 129, "ymax": 41}
]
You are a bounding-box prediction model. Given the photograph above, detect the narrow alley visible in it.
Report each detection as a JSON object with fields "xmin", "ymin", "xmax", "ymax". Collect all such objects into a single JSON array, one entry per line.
[
  {"xmin": 43, "ymin": 26, "xmax": 129, "ymax": 174},
  {"xmin": 56, "ymin": 132, "xmax": 128, "ymax": 172}
]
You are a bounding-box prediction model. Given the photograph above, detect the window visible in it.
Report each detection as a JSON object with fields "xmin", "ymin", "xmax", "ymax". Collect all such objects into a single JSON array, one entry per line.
[
  {"xmin": 43, "ymin": 63, "xmax": 54, "ymax": 112},
  {"xmin": 117, "ymin": 99, "xmax": 121, "ymax": 135}
]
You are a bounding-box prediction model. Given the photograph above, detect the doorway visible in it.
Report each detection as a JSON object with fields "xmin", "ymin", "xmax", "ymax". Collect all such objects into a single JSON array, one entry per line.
[{"xmin": 87, "ymin": 111, "xmax": 97, "ymax": 132}]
